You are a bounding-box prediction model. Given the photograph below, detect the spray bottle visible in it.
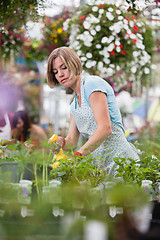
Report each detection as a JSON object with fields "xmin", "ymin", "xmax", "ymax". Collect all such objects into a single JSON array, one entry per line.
[{"xmin": 48, "ymin": 134, "xmax": 67, "ymax": 168}]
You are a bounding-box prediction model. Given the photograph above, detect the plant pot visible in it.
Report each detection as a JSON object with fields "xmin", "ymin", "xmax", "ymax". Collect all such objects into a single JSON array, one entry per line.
[{"xmin": 0, "ymin": 162, "xmax": 20, "ymax": 183}]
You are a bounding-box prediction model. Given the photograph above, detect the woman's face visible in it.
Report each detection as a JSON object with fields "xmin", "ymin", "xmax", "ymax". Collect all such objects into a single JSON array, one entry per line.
[
  {"xmin": 52, "ymin": 56, "xmax": 77, "ymax": 89},
  {"xmin": 16, "ymin": 117, "xmax": 24, "ymax": 131}
]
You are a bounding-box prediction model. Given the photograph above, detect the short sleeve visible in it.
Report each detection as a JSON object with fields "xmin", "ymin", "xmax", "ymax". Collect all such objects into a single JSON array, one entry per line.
[{"xmin": 84, "ymin": 75, "xmax": 110, "ymax": 101}]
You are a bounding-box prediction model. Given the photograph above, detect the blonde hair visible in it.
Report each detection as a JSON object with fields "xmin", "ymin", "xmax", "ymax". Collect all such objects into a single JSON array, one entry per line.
[{"xmin": 47, "ymin": 47, "xmax": 82, "ymax": 88}]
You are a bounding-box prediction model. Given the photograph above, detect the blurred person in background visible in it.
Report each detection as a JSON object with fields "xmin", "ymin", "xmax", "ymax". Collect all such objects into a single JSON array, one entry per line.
[
  {"xmin": 0, "ymin": 105, "xmax": 14, "ymax": 141},
  {"xmin": 0, "ymin": 72, "xmax": 19, "ymax": 142},
  {"xmin": 12, "ymin": 110, "xmax": 47, "ymax": 149}
]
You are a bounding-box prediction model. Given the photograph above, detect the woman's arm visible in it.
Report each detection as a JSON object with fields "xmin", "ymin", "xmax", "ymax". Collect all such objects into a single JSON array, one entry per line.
[
  {"xmin": 77, "ymin": 91, "xmax": 112, "ymax": 155},
  {"xmin": 63, "ymin": 114, "xmax": 80, "ymax": 151}
]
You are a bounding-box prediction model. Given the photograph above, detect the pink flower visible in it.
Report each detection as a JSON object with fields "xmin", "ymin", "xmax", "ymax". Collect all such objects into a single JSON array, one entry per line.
[
  {"xmin": 80, "ymin": 15, "xmax": 86, "ymax": 19},
  {"xmin": 110, "ymin": 51, "xmax": 115, "ymax": 55},
  {"xmin": 133, "ymin": 26, "xmax": 138, "ymax": 31}
]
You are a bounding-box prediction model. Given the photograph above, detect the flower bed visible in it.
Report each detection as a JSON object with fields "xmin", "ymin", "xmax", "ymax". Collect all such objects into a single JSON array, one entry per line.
[{"xmin": 1, "ymin": 137, "xmax": 160, "ymax": 239}]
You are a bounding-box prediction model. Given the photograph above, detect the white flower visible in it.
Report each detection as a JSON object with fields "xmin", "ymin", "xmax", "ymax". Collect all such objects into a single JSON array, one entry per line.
[
  {"xmin": 131, "ymin": 66, "xmax": 137, "ymax": 73},
  {"xmin": 88, "ymin": 35, "xmax": 94, "ymax": 42},
  {"xmin": 152, "ymin": 155, "xmax": 158, "ymax": 160},
  {"xmin": 116, "ymin": 65, "xmax": 121, "ymax": 71},
  {"xmin": 118, "ymin": 16, "xmax": 123, "ymax": 20},
  {"xmin": 106, "ymin": 12, "xmax": 114, "ymax": 21},
  {"xmin": 110, "ymin": 21, "xmax": 123, "ymax": 34},
  {"xmin": 108, "ymin": 7, "xmax": 113, "ymax": 12},
  {"xmin": 83, "ymin": 31, "xmax": 89, "ymax": 36},
  {"xmin": 144, "ymin": 67, "xmax": 150, "ymax": 74},
  {"xmin": 108, "ymin": 35, "xmax": 114, "ymax": 43},
  {"xmin": 92, "ymin": 61, "xmax": 96, "ymax": 66},
  {"xmin": 116, "ymin": 46, "xmax": 121, "ymax": 52},
  {"xmin": 84, "ymin": 41, "xmax": 92, "ymax": 47},
  {"xmin": 126, "ymin": 29, "xmax": 132, "ymax": 35},
  {"xmin": 101, "ymin": 67, "xmax": 108, "ymax": 73},
  {"xmin": 92, "ymin": 6, "xmax": 98, "ymax": 12},
  {"xmin": 99, "ymin": 9, "xmax": 104, "ymax": 14},
  {"xmin": 136, "ymin": 33, "xmax": 143, "ymax": 40},
  {"xmin": 81, "ymin": 57, "xmax": 87, "ymax": 61},
  {"xmin": 83, "ymin": 21, "xmax": 91, "ymax": 29},
  {"xmin": 123, "ymin": 19, "xmax": 129, "ymax": 25},
  {"xmin": 96, "ymin": 44, "xmax": 101, "ymax": 49},
  {"xmin": 136, "ymin": 40, "xmax": 145, "ymax": 50},
  {"xmin": 72, "ymin": 41, "xmax": 80, "ymax": 50},
  {"xmin": 137, "ymin": 22, "xmax": 143, "ymax": 28},
  {"xmin": 133, "ymin": 51, "xmax": 140, "ymax": 57},
  {"xmin": 134, "ymin": 0, "xmax": 146, "ymax": 10},
  {"xmin": 139, "ymin": 60, "xmax": 145, "ymax": 66},
  {"xmin": 129, "ymin": 21, "xmax": 134, "ymax": 27},
  {"xmin": 116, "ymin": 10, "xmax": 121, "ymax": 15},
  {"xmin": 95, "ymin": 25, "xmax": 101, "ymax": 31},
  {"xmin": 115, "ymin": 0, "xmax": 123, "ymax": 7},
  {"xmin": 77, "ymin": 50, "xmax": 82, "ymax": 56},
  {"xmin": 107, "ymin": 43, "xmax": 114, "ymax": 51},
  {"xmin": 130, "ymin": 33, "xmax": 136, "ymax": 39},
  {"xmin": 86, "ymin": 53, "xmax": 92, "ymax": 58},
  {"xmin": 85, "ymin": 14, "xmax": 99, "ymax": 26},
  {"xmin": 115, "ymin": 39, "xmax": 120, "ymax": 45},
  {"xmin": 124, "ymin": 23, "xmax": 129, "ymax": 30},
  {"xmin": 107, "ymin": 67, "xmax": 114, "ymax": 76},
  {"xmin": 104, "ymin": 58, "xmax": 110, "ymax": 64},
  {"xmin": 97, "ymin": 61, "xmax": 103, "ymax": 70},
  {"xmin": 101, "ymin": 36, "xmax": 108, "ymax": 43},
  {"xmin": 63, "ymin": 19, "xmax": 70, "ymax": 31},
  {"xmin": 86, "ymin": 60, "xmax": 93, "ymax": 68},
  {"xmin": 99, "ymin": 48, "xmax": 109, "ymax": 57},
  {"xmin": 90, "ymin": 29, "xmax": 97, "ymax": 36}
]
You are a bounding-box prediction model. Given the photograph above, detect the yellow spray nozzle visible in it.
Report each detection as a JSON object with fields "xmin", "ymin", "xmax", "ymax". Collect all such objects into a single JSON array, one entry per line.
[{"xmin": 48, "ymin": 134, "xmax": 59, "ymax": 143}]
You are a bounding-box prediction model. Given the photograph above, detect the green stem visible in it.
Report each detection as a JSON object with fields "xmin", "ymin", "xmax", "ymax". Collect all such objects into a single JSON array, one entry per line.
[
  {"xmin": 20, "ymin": 171, "xmax": 24, "ymax": 180},
  {"xmin": 45, "ymin": 163, "xmax": 48, "ymax": 185},
  {"xmin": 42, "ymin": 159, "xmax": 45, "ymax": 186},
  {"xmin": 34, "ymin": 163, "xmax": 40, "ymax": 200}
]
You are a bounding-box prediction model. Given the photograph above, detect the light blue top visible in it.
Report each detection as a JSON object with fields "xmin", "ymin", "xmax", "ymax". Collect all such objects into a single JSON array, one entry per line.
[
  {"xmin": 71, "ymin": 75, "xmax": 124, "ymax": 133},
  {"xmin": 70, "ymin": 75, "xmax": 139, "ymax": 173}
]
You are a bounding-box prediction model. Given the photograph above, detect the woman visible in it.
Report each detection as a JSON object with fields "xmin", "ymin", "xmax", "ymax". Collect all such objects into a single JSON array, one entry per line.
[
  {"xmin": 12, "ymin": 110, "xmax": 47, "ymax": 148},
  {"xmin": 47, "ymin": 47, "xmax": 140, "ymax": 173}
]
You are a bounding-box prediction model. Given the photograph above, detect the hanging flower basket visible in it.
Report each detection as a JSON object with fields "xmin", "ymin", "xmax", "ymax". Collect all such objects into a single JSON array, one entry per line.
[
  {"xmin": 64, "ymin": 2, "xmax": 154, "ymax": 89},
  {"xmin": 0, "ymin": 25, "xmax": 26, "ymax": 60}
]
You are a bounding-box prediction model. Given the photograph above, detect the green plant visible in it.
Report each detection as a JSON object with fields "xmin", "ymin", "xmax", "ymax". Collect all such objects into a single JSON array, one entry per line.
[
  {"xmin": 113, "ymin": 144, "xmax": 160, "ymax": 195},
  {"xmin": 50, "ymin": 152, "xmax": 107, "ymax": 187}
]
